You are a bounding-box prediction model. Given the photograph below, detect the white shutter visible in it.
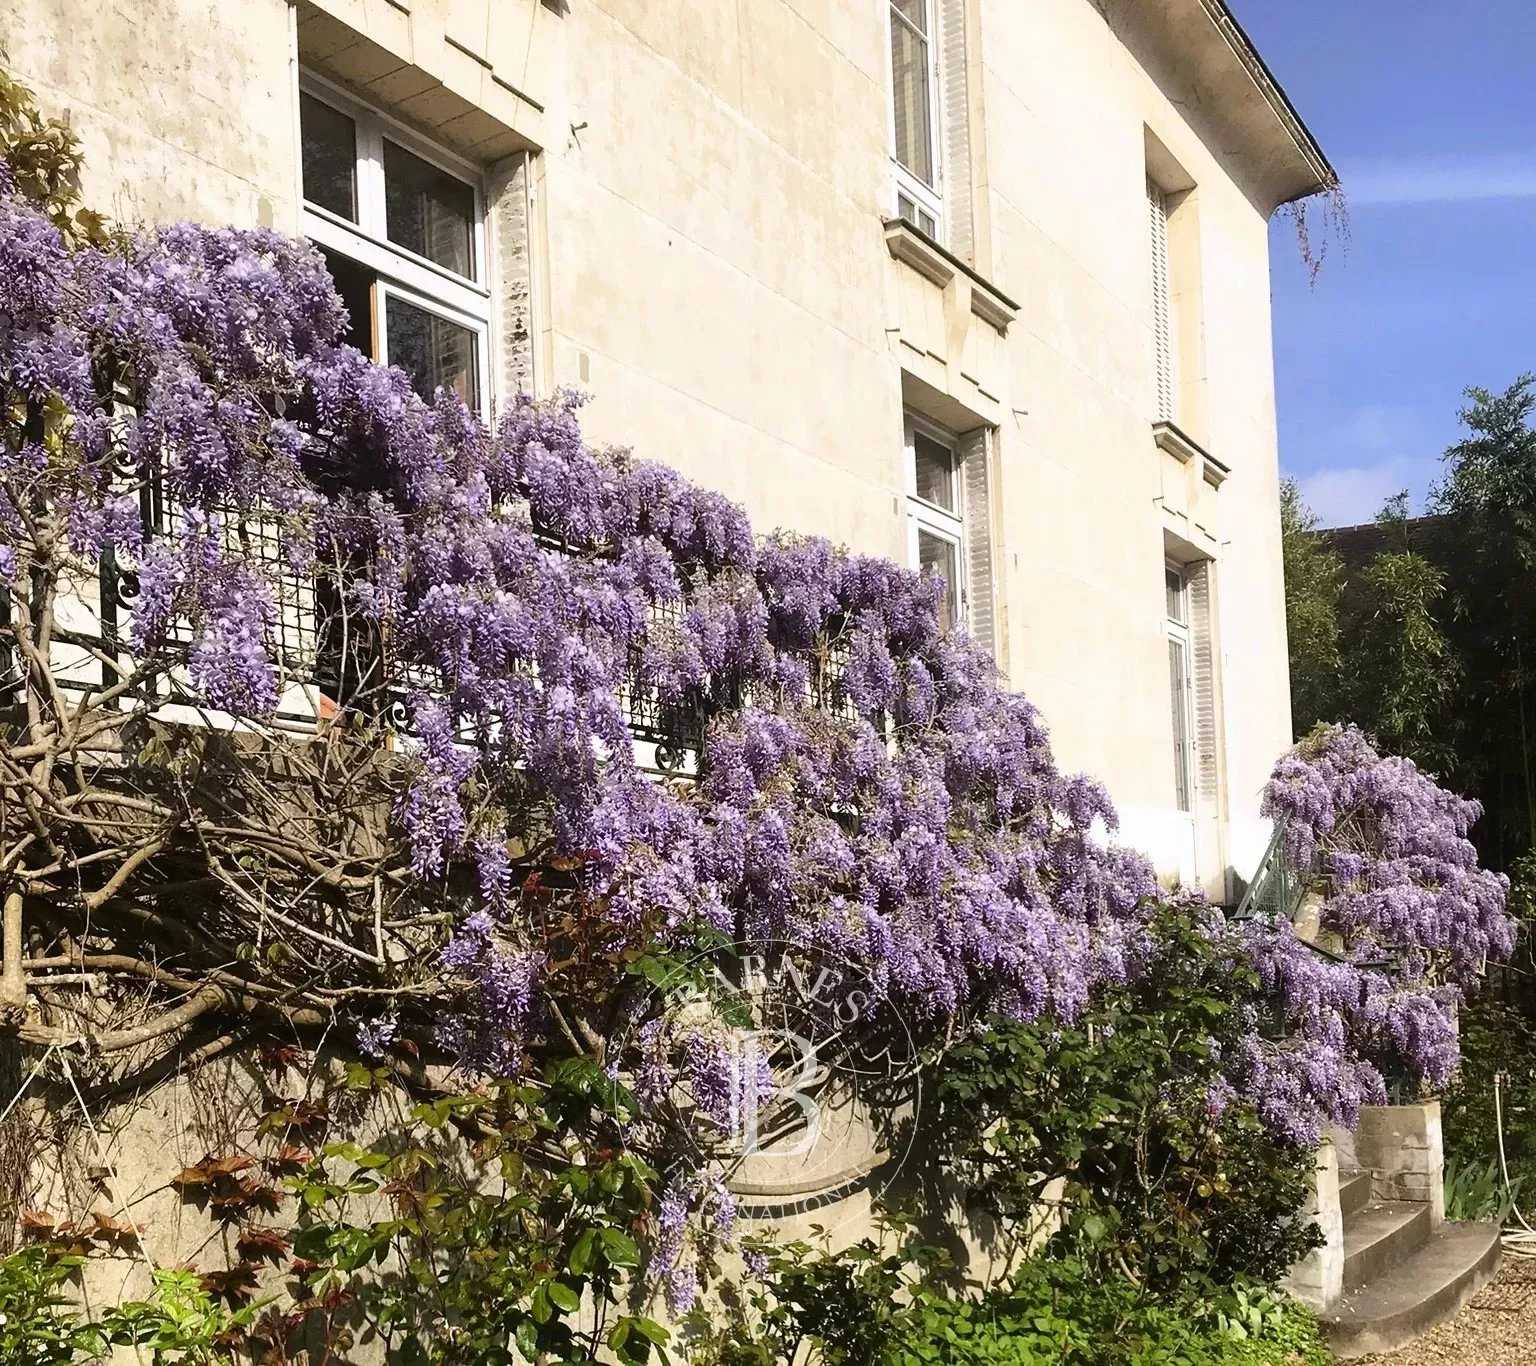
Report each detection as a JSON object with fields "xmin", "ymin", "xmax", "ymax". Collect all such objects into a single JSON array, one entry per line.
[
  {"xmin": 938, "ymin": 0, "xmax": 973, "ymax": 262},
  {"xmin": 1189, "ymin": 561, "xmax": 1220, "ymax": 800},
  {"xmin": 1147, "ymin": 179, "xmax": 1175, "ymax": 423},
  {"xmin": 959, "ymin": 427, "xmax": 997, "ymax": 660}
]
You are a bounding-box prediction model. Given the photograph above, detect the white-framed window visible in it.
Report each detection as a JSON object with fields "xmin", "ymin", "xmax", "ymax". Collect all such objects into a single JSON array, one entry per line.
[
  {"xmin": 1165, "ymin": 561, "xmax": 1196, "ymax": 813},
  {"xmin": 298, "ymin": 75, "xmax": 491, "ymax": 416},
  {"xmin": 888, "ymin": 0, "xmax": 943, "ymax": 241},
  {"xmin": 905, "ymin": 414, "xmax": 965, "ymax": 633},
  {"xmin": 1148, "ymin": 177, "xmax": 1176, "ymax": 424}
]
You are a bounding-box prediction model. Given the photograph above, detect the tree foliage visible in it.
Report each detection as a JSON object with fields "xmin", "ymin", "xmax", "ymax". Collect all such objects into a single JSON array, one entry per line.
[
  {"xmin": 1345, "ymin": 541, "xmax": 1459, "ymax": 774},
  {"xmin": 1281, "ymin": 482, "xmax": 1458, "ymax": 772},
  {"xmin": 1283, "ymin": 377, "xmax": 1536, "ymax": 871},
  {"xmin": 1278, "ymin": 479, "xmax": 1341, "ymax": 737},
  {"xmin": 1432, "ymin": 376, "xmax": 1536, "ymax": 858}
]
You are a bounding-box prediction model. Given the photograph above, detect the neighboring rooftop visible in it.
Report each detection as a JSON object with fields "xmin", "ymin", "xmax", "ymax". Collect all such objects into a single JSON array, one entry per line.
[{"xmin": 1318, "ymin": 514, "xmax": 1460, "ymax": 577}]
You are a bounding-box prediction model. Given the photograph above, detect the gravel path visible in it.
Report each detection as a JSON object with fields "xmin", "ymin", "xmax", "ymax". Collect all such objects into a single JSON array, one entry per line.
[{"xmin": 1361, "ymin": 1256, "xmax": 1536, "ymax": 1364}]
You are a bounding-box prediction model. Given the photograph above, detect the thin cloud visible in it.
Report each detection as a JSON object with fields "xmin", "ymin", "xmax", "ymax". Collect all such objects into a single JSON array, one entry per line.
[
  {"xmin": 1296, "ymin": 455, "xmax": 1439, "ymax": 529},
  {"xmin": 1344, "ymin": 154, "xmax": 1536, "ymax": 206},
  {"xmin": 1287, "ymin": 405, "xmax": 1445, "ymax": 528}
]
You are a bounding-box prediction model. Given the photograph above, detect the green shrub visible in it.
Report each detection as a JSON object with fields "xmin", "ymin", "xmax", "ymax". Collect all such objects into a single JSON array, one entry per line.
[
  {"xmin": 889, "ymin": 1262, "xmax": 1331, "ymax": 1366},
  {"xmin": 1443, "ymin": 1155, "xmax": 1522, "ymax": 1223},
  {"xmin": 0, "ymin": 1247, "xmax": 97, "ymax": 1366},
  {"xmin": 0, "ymin": 1247, "xmax": 252, "ymax": 1364},
  {"xmin": 684, "ymin": 1230, "xmax": 1332, "ymax": 1366},
  {"xmin": 926, "ymin": 905, "xmax": 1321, "ymax": 1295},
  {"xmin": 1211, "ymin": 1283, "xmax": 1332, "ymax": 1366},
  {"xmin": 1441, "ymin": 1001, "xmax": 1536, "ymax": 1193}
]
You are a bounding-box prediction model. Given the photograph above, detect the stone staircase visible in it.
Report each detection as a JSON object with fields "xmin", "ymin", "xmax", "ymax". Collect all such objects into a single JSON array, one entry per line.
[{"xmin": 1321, "ymin": 1165, "xmax": 1502, "ymax": 1359}]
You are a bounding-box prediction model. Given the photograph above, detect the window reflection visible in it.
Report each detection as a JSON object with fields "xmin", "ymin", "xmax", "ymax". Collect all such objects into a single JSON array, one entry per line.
[
  {"xmin": 317, "ymin": 245, "xmax": 374, "ymax": 356},
  {"xmin": 300, "ymin": 94, "xmax": 357, "ymax": 222},
  {"xmin": 384, "ymin": 140, "xmax": 475, "ymax": 279},
  {"xmin": 889, "ymin": 1, "xmax": 934, "ymax": 186},
  {"xmin": 914, "ymin": 432, "xmax": 956, "ymax": 511},
  {"xmin": 918, "ymin": 528, "xmax": 959, "ymax": 633},
  {"xmin": 385, "ymin": 294, "xmax": 479, "ymax": 409}
]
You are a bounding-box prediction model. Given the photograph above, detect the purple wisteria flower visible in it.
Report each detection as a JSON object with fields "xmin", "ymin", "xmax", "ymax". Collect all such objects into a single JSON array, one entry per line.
[
  {"xmin": 1225, "ymin": 724, "xmax": 1515, "ymax": 1144},
  {"xmin": 1, "ymin": 151, "xmax": 1510, "ymax": 1314}
]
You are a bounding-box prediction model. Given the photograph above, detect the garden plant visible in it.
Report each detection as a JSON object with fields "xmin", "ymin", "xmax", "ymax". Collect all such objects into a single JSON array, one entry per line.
[{"xmin": 0, "ymin": 73, "xmax": 1512, "ymax": 1364}]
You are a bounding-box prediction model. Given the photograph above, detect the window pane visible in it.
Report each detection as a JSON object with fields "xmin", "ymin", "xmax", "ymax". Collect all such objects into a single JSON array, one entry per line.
[
  {"xmin": 891, "ymin": 0, "xmax": 928, "ymax": 36},
  {"xmin": 1165, "ymin": 567, "xmax": 1186, "ymax": 623},
  {"xmin": 1168, "ymin": 637, "xmax": 1193, "ymax": 811},
  {"xmin": 386, "ymin": 294, "xmax": 479, "ymax": 409},
  {"xmin": 300, "ymin": 93, "xmax": 357, "ymax": 222},
  {"xmin": 896, "ymin": 194, "xmax": 937, "ymax": 238},
  {"xmin": 384, "ymin": 140, "xmax": 476, "ymax": 278},
  {"xmin": 317, "ymin": 246, "xmax": 376, "ymax": 356},
  {"xmin": 918, "ymin": 529, "xmax": 959, "ymax": 633},
  {"xmin": 890, "ymin": 16, "xmax": 933, "ymax": 185},
  {"xmin": 913, "ymin": 432, "xmax": 956, "ymax": 511}
]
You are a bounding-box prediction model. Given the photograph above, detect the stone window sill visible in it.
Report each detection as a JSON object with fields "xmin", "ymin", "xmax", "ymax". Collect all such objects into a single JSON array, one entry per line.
[
  {"xmin": 882, "ymin": 219, "xmax": 1018, "ymax": 334},
  {"xmin": 1154, "ymin": 420, "xmax": 1231, "ymax": 488}
]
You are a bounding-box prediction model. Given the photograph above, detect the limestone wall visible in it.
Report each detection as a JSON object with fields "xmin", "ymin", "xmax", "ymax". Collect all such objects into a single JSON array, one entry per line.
[{"xmin": 0, "ymin": 0, "xmax": 1311, "ymax": 907}]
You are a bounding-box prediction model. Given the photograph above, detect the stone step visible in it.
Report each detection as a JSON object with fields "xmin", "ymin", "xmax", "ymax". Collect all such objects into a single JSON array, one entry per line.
[
  {"xmin": 1342, "ymin": 1200, "xmax": 1431, "ymax": 1292},
  {"xmin": 1324, "ymin": 1221, "xmax": 1502, "ymax": 1360},
  {"xmin": 1339, "ymin": 1167, "xmax": 1373, "ymax": 1219}
]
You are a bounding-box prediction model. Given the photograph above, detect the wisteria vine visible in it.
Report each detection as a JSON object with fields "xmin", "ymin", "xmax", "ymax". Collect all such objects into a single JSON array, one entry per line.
[
  {"xmin": 1227, "ymin": 724, "xmax": 1515, "ymax": 1145},
  {"xmin": 0, "ymin": 145, "xmax": 1513, "ymax": 1306}
]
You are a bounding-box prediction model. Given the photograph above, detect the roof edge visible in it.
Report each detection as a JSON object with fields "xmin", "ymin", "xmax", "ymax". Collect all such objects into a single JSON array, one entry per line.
[{"xmin": 1197, "ymin": 0, "xmax": 1337, "ymax": 204}]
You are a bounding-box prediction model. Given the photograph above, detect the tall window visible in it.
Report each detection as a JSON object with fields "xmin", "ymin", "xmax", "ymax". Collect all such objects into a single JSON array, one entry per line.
[
  {"xmin": 905, "ymin": 415, "xmax": 965, "ymax": 633},
  {"xmin": 1148, "ymin": 178, "xmax": 1175, "ymax": 424},
  {"xmin": 1165, "ymin": 563, "xmax": 1196, "ymax": 813},
  {"xmin": 299, "ymin": 80, "xmax": 490, "ymax": 415},
  {"xmin": 889, "ymin": 0, "xmax": 942, "ymax": 240}
]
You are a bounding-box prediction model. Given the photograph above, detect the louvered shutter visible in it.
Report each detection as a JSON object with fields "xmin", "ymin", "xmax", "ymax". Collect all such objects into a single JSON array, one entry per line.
[
  {"xmin": 1147, "ymin": 179, "xmax": 1175, "ymax": 423},
  {"xmin": 960, "ymin": 427, "xmax": 997, "ymax": 660},
  {"xmin": 1189, "ymin": 561, "xmax": 1220, "ymax": 800},
  {"xmin": 938, "ymin": 0, "xmax": 973, "ymax": 262}
]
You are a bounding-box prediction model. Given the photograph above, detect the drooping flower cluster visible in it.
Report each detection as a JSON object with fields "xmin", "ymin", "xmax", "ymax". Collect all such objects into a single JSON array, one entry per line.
[
  {"xmin": 648, "ymin": 1170, "xmax": 738, "ymax": 1316},
  {"xmin": 0, "ymin": 167, "xmax": 1171, "ymax": 1067},
  {"xmin": 0, "ymin": 161, "xmax": 1510, "ymax": 1185},
  {"xmin": 1225, "ymin": 724, "xmax": 1515, "ymax": 1145},
  {"xmin": 1263, "ymin": 723, "xmax": 1512, "ymax": 980}
]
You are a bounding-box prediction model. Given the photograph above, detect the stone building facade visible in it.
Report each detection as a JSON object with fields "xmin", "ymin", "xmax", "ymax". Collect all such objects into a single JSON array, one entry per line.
[{"xmin": 0, "ymin": 0, "xmax": 1332, "ymax": 898}]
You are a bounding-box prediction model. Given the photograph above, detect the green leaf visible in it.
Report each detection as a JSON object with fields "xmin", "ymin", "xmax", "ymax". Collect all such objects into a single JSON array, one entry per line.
[
  {"xmin": 717, "ymin": 994, "xmax": 755, "ymax": 1029},
  {"xmin": 513, "ymin": 1317, "xmax": 539, "ymax": 1362},
  {"xmin": 630, "ymin": 954, "xmax": 684, "ymax": 989},
  {"xmin": 530, "ymin": 1284, "xmax": 552, "ymax": 1325},
  {"xmin": 600, "ymin": 1227, "xmax": 640, "ymax": 1267},
  {"xmin": 633, "ymin": 1317, "xmax": 670, "ymax": 1345},
  {"xmin": 569, "ymin": 1228, "xmax": 598, "ymax": 1276},
  {"xmin": 548, "ymin": 1281, "xmax": 581, "ymax": 1313}
]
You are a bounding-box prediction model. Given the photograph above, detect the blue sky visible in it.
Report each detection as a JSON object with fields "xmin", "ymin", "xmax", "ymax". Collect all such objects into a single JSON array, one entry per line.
[{"xmin": 1235, "ymin": 2, "xmax": 1536, "ymax": 528}]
